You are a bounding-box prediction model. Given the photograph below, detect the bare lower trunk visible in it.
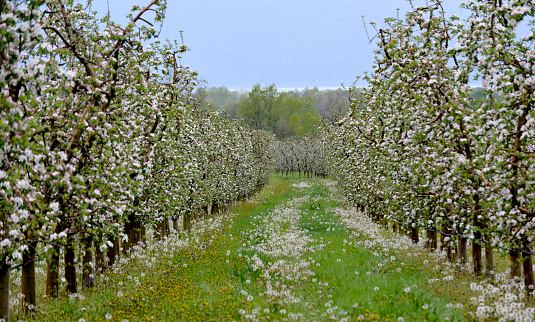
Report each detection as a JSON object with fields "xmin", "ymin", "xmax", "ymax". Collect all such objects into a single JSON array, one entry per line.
[
  {"xmin": 442, "ymin": 226, "xmax": 455, "ymax": 262},
  {"xmin": 523, "ymin": 251, "xmax": 534, "ymax": 297},
  {"xmin": 46, "ymin": 244, "xmax": 60, "ymax": 298},
  {"xmin": 424, "ymin": 228, "xmax": 437, "ymax": 251},
  {"xmin": 95, "ymin": 241, "xmax": 105, "ymax": 274},
  {"xmin": 172, "ymin": 218, "xmax": 179, "ymax": 232},
  {"xmin": 485, "ymin": 244, "xmax": 494, "ymax": 279},
  {"xmin": 201, "ymin": 206, "xmax": 208, "ymax": 219},
  {"xmin": 392, "ymin": 224, "xmax": 397, "ymax": 233},
  {"xmin": 183, "ymin": 212, "xmax": 191, "ymax": 232},
  {"xmin": 211, "ymin": 203, "xmax": 219, "ymax": 215},
  {"xmin": 140, "ymin": 222, "xmax": 146, "ymax": 244},
  {"xmin": 410, "ymin": 226, "xmax": 419, "ymax": 244},
  {"xmin": 106, "ymin": 236, "xmax": 119, "ymax": 268},
  {"xmin": 0, "ymin": 262, "xmax": 10, "ymax": 321},
  {"xmin": 162, "ymin": 219, "xmax": 170, "ymax": 237},
  {"xmin": 458, "ymin": 237, "xmax": 468, "ymax": 266},
  {"xmin": 510, "ymin": 249, "xmax": 522, "ymax": 280},
  {"xmin": 65, "ymin": 243, "xmax": 77, "ymax": 293},
  {"xmin": 21, "ymin": 241, "xmax": 37, "ymax": 314},
  {"xmin": 473, "ymin": 239, "xmax": 483, "ymax": 276},
  {"xmin": 82, "ymin": 235, "xmax": 94, "ymax": 288}
]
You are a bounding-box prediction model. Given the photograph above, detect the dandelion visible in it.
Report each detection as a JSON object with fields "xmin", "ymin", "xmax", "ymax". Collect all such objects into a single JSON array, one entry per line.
[
  {"xmin": 353, "ymin": 302, "xmax": 358, "ymax": 308},
  {"xmin": 404, "ymin": 287, "xmax": 410, "ymax": 293},
  {"xmin": 247, "ymin": 295, "xmax": 253, "ymax": 301},
  {"xmin": 397, "ymin": 318, "xmax": 404, "ymax": 322},
  {"xmin": 422, "ymin": 304, "xmax": 428, "ymax": 309},
  {"xmin": 280, "ymin": 309, "xmax": 287, "ymax": 314},
  {"xmin": 79, "ymin": 319, "xmax": 86, "ymax": 322},
  {"xmin": 239, "ymin": 309, "xmax": 246, "ymax": 315},
  {"xmin": 117, "ymin": 291, "xmax": 123, "ymax": 297},
  {"xmin": 106, "ymin": 313, "xmax": 112, "ymax": 320},
  {"xmin": 374, "ymin": 287, "xmax": 379, "ymax": 291}
]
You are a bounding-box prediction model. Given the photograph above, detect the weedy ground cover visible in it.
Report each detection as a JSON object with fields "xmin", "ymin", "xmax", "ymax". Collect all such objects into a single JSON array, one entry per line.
[{"xmin": 23, "ymin": 174, "xmax": 521, "ymax": 321}]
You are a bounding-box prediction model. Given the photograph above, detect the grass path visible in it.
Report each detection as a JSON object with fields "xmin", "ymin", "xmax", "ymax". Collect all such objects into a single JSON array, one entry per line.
[{"xmin": 36, "ymin": 176, "xmax": 468, "ymax": 321}]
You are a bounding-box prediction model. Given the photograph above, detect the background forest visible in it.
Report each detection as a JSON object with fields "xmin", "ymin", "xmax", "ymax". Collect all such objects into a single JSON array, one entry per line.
[{"xmin": 195, "ymin": 85, "xmax": 354, "ymax": 138}]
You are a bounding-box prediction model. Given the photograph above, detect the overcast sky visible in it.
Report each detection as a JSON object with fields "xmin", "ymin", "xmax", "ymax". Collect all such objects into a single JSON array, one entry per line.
[{"xmin": 96, "ymin": 1, "xmax": 471, "ymax": 89}]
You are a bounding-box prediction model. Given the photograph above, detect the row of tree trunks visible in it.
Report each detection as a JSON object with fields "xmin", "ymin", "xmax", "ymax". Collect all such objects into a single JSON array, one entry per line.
[{"xmin": 9, "ymin": 186, "xmax": 266, "ymax": 319}]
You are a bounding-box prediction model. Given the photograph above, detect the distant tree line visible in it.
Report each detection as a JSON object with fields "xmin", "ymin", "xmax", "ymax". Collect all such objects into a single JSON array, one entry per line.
[{"xmin": 194, "ymin": 84, "xmax": 355, "ymax": 138}]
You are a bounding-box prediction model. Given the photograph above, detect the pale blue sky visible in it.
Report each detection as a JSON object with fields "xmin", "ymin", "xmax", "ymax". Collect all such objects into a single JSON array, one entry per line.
[{"xmin": 98, "ymin": 1, "xmax": 467, "ymax": 89}]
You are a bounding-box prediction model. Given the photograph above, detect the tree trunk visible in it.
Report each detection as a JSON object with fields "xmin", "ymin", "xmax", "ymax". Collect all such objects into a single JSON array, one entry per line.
[
  {"xmin": 211, "ymin": 203, "xmax": 219, "ymax": 215},
  {"xmin": 46, "ymin": 244, "xmax": 60, "ymax": 298},
  {"xmin": 410, "ymin": 226, "xmax": 419, "ymax": 244},
  {"xmin": 65, "ymin": 243, "xmax": 77, "ymax": 293},
  {"xmin": 21, "ymin": 241, "xmax": 37, "ymax": 314},
  {"xmin": 429, "ymin": 228, "xmax": 437, "ymax": 250},
  {"xmin": 472, "ymin": 194, "xmax": 483, "ymax": 275},
  {"xmin": 523, "ymin": 251, "xmax": 534, "ymax": 297},
  {"xmin": 106, "ymin": 235, "xmax": 119, "ymax": 268},
  {"xmin": 161, "ymin": 219, "xmax": 170, "ymax": 238},
  {"xmin": 183, "ymin": 211, "xmax": 191, "ymax": 232},
  {"xmin": 0, "ymin": 262, "xmax": 10, "ymax": 321},
  {"xmin": 442, "ymin": 226, "xmax": 455, "ymax": 262},
  {"xmin": 82, "ymin": 235, "xmax": 94, "ymax": 288},
  {"xmin": 485, "ymin": 244, "xmax": 494, "ymax": 279},
  {"xmin": 95, "ymin": 240, "xmax": 105, "ymax": 274},
  {"xmin": 458, "ymin": 237, "xmax": 468, "ymax": 266},
  {"xmin": 172, "ymin": 218, "xmax": 179, "ymax": 233},
  {"xmin": 140, "ymin": 221, "xmax": 146, "ymax": 244},
  {"xmin": 510, "ymin": 249, "xmax": 522, "ymax": 280},
  {"xmin": 125, "ymin": 213, "xmax": 141, "ymax": 250},
  {"xmin": 424, "ymin": 228, "xmax": 437, "ymax": 251},
  {"xmin": 472, "ymin": 239, "xmax": 483, "ymax": 276},
  {"xmin": 392, "ymin": 224, "xmax": 397, "ymax": 233}
]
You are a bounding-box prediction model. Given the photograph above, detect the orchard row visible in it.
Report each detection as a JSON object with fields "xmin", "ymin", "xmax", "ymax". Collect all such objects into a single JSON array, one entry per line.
[
  {"xmin": 323, "ymin": 0, "xmax": 535, "ymax": 290},
  {"xmin": 0, "ymin": 0, "xmax": 274, "ymax": 319}
]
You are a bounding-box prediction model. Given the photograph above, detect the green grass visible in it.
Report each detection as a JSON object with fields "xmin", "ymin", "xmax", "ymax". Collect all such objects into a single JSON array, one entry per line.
[{"xmin": 27, "ymin": 175, "xmax": 470, "ymax": 321}]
